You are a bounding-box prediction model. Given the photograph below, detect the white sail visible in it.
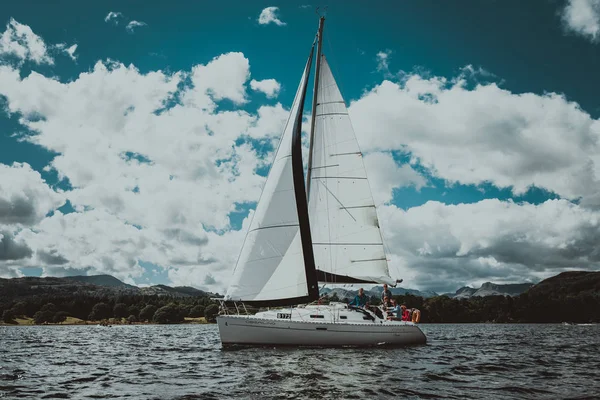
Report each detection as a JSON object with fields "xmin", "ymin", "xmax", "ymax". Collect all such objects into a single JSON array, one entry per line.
[
  {"xmin": 225, "ymin": 56, "xmax": 313, "ymax": 303},
  {"xmin": 308, "ymin": 55, "xmax": 394, "ymax": 285}
]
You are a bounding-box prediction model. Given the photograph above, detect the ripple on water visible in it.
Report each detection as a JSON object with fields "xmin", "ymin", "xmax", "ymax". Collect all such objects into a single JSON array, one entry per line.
[{"xmin": 1, "ymin": 324, "xmax": 600, "ymax": 399}]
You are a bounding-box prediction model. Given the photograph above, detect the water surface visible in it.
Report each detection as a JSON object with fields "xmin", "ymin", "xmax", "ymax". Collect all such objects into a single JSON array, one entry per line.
[{"xmin": 1, "ymin": 323, "xmax": 599, "ymax": 399}]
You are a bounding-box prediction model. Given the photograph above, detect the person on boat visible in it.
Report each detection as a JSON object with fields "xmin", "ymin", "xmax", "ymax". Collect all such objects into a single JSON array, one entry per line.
[
  {"xmin": 400, "ymin": 304, "xmax": 411, "ymax": 321},
  {"xmin": 348, "ymin": 288, "xmax": 368, "ymax": 307},
  {"xmin": 382, "ymin": 295, "xmax": 392, "ymax": 308},
  {"xmin": 381, "ymin": 284, "xmax": 392, "ymax": 302},
  {"xmin": 386, "ymin": 298, "xmax": 402, "ymax": 320}
]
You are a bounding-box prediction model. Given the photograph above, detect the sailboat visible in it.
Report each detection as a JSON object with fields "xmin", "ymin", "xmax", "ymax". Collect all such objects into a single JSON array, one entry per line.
[{"xmin": 216, "ymin": 17, "xmax": 427, "ymax": 346}]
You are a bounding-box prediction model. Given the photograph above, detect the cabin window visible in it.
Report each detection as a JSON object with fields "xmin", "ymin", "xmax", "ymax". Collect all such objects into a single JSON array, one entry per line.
[
  {"xmin": 309, "ymin": 314, "xmax": 325, "ymax": 319},
  {"xmin": 339, "ymin": 315, "xmax": 347, "ymax": 320}
]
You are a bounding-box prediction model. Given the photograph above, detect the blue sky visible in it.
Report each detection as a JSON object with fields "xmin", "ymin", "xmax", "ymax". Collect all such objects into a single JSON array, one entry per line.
[{"xmin": 1, "ymin": 0, "xmax": 599, "ymax": 293}]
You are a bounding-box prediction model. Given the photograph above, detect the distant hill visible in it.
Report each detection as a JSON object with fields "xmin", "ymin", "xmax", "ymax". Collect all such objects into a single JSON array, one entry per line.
[
  {"xmin": 526, "ymin": 271, "xmax": 600, "ymax": 297},
  {"xmin": 0, "ymin": 275, "xmax": 214, "ymax": 301},
  {"xmin": 453, "ymin": 287, "xmax": 478, "ymax": 299},
  {"xmin": 140, "ymin": 285, "xmax": 207, "ymax": 297},
  {"xmin": 449, "ymin": 282, "xmax": 534, "ymax": 299},
  {"xmin": 64, "ymin": 275, "xmax": 137, "ymax": 289},
  {"xmin": 370, "ymin": 286, "xmax": 439, "ymax": 299}
]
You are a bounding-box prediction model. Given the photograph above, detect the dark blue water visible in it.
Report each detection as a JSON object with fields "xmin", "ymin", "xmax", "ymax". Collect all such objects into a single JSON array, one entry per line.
[{"xmin": 1, "ymin": 324, "xmax": 599, "ymax": 399}]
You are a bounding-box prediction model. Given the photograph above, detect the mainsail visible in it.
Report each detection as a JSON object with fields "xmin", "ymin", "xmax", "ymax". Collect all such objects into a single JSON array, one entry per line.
[
  {"xmin": 224, "ymin": 44, "xmax": 319, "ymax": 306},
  {"xmin": 307, "ymin": 55, "xmax": 394, "ymax": 285}
]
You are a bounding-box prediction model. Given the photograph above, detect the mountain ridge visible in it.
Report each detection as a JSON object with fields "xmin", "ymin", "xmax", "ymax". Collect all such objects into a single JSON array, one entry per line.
[
  {"xmin": 0, "ymin": 275, "xmax": 212, "ymax": 299},
  {"xmin": 4, "ymin": 272, "xmax": 595, "ymax": 301},
  {"xmin": 450, "ymin": 282, "xmax": 534, "ymax": 299}
]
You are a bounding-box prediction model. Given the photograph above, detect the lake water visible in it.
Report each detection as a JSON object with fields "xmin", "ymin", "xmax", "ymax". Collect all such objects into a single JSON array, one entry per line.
[{"xmin": 1, "ymin": 323, "xmax": 599, "ymax": 399}]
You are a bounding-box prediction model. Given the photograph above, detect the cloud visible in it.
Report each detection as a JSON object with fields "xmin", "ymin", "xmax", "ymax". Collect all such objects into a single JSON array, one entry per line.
[
  {"xmin": 65, "ymin": 44, "xmax": 77, "ymax": 60},
  {"xmin": 126, "ymin": 20, "xmax": 147, "ymax": 33},
  {"xmin": 55, "ymin": 43, "xmax": 78, "ymax": 61},
  {"xmin": 349, "ymin": 72, "xmax": 600, "ymax": 207},
  {"xmin": 0, "ymin": 48, "xmax": 286, "ymax": 290},
  {"xmin": 185, "ymin": 52, "xmax": 250, "ymax": 106},
  {"xmin": 0, "ymin": 18, "xmax": 53, "ymax": 64},
  {"xmin": 0, "ymin": 163, "xmax": 65, "ymax": 226},
  {"xmin": 37, "ymin": 249, "xmax": 69, "ymax": 265},
  {"xmin": 363, "ymin": 152, "xmax": 427, "ymax": 205},
  {"xmin": 561, "ymin": 0, "xmax": 600, "ymax": 43},
  {"xmin": 375, "ymin": 49, "xmax": 392, "ymax": 76},
  {"xmin": 250, "ymin": 78, "xmax": 281, "ymax": 98},
  {"xmin": 0, "ymin": 231, "xmax": 33, "ymax": 261},
  {"xmin": 104, "ymin": 11, "xmax": 123, "ymax": 24},
  {"xmin": 258, "ymin": 7, "xmax": 287, "ymax": 26},
  {"xmin": 379, "ymin": 199, "xmax": 600, "ymax": 293}
]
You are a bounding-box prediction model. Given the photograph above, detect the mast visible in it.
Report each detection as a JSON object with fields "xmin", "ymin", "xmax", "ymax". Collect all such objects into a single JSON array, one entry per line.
[
  {"xmin": 306, "ymin": 16, "xmax": 325, "ymax": 198},
  {"xmin": 291, "ymin": 43, "xmax": 319, "ymax": 303}
]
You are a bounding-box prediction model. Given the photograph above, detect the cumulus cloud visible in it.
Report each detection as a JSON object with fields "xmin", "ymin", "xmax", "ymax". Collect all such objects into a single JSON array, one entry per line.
[
  {"xmin": 0, "ymin": 231, "xmax": 33, "ymax": 261},
  {"xmin": 185, "ymin": 52, "xmax": 250, "ymax": 106},
  {"xmin": 349, "ymin": 73, "xmax": 600, "ymax": 207},
  {"xmin": 0, "ymin": 18, "xmax": 53, "ymax": 64},
  {"xmin": 250, "ymin": 78, "xmax": 281, "ymax": 98},
  {"xmin": 126, "ymin": 20, "xmax": 147, "ymax": 33},
  {"xmin": 561, "ymin": 0, "xmax": 600, "ymax": 42},
  {"xmin": 0, "ymin": 163, "xmax": 65, "ymax": 226},
  {"xmin": 104, "ymin": 11, "xmax": 123, "ymax": 24},
  {"xmin": 379, "ymin": 199, "xmax": 600, "ymax": 293},
  {"xmin": 0, "ymin": 46, "xmax": 288, "ymax": 289},
  {"xmin": 258, "ymin": 7, "xmax": 286, "ymax": 26},
  {"xmin": 363, "ymin": 152, "xmax": 427, "ymax": 205}
]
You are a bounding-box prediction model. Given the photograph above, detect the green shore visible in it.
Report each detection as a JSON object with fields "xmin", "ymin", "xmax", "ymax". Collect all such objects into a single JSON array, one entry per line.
[{"xmin": 0, "ymin": 316, "xmax": 211, "ymax": 326}]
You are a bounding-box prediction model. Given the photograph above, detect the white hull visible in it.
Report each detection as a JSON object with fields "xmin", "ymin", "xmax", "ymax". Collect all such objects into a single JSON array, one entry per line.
[{"xmin": 217, "ymin": 304, "xmax": 426, "ymax": 347}]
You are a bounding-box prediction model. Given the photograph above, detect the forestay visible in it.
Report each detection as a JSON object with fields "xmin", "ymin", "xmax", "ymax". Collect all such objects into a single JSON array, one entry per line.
[
  {"xmin": 308, "ymin": 55, "xmax": 394, "ymax": 285},
  {"xmin": 225, "ymin": 49, "xmax": 317, "ymax": 305}
]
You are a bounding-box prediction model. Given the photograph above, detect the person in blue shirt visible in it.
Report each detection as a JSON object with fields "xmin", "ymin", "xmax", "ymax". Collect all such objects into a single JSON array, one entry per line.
[
  {"xmin": 348, "ymin": 288, "xmax": 368, "ymax": 307},
  {"xmin": 386, "ymin": 298, "xmax": 402, "ymax": 320}
]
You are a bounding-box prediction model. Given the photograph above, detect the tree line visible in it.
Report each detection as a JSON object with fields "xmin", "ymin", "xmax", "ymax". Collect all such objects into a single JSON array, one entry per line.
[
  {"xmin": 2, "ymin": 270, "xmax": 599, "ymax": 324},
  {"xmin": 1, "ymin": 293, "xmax": 220, "ymax": 325}
]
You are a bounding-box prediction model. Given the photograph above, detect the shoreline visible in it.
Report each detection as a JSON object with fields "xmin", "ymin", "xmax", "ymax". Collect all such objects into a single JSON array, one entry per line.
[{"xmin": 0, "ymin": 316, "xmax": 214, "ymax": 326}]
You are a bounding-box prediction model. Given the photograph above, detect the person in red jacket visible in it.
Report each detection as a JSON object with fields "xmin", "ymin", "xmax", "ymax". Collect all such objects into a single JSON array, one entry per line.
[{"xmin": 400, "ymin": 304, "xmax": 411, "ymax": 321}]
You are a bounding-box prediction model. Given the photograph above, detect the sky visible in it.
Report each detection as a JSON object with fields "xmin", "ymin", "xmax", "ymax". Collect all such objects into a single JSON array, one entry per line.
[{"xmin": 1, "ymin": 0, "xmax": 599, "ymax": 294}]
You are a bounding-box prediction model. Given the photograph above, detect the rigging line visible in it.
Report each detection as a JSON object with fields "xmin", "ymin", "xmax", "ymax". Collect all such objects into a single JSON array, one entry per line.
[
  {"xmin": 310, "ymin": 164, "xmax": 339, "ymax": 170},
  {"xmin": 317, "ymin": 101, "xmax": 345, "ymax": 105},
  {"xmin": 313, "ymin": 242, "xmax": 383, "ymax": 246},
  {"xmin": 330, "ymin": 151, "xmax": 362, "ymax": 157},
  {"xmin": 317, "ymin": 179, "xmax": 356, "ymax": 222},
  {"xmin": 247, "ymin": 223, "xmax": 299, "ymax": 233},
  {"xmin": 316, "ymin": 112, "xmax": 348, "ymax": 116},
  {"xmin": 351, "ymin": 257, "xmax": 388, "ymax": 263},
  {"xmin": 311, "ymin": 176, "xmax": 367, "ymax": 180}
]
